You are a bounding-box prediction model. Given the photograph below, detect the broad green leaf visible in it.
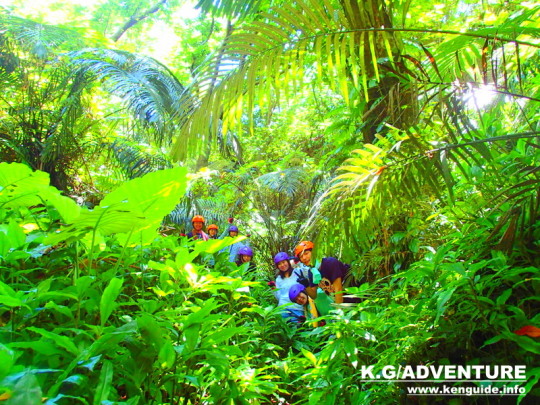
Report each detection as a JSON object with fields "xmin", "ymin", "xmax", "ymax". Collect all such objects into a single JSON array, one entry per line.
[
  {"xmin": 158, "ymin": 340, "xmax": 176, "ymax": 369},
  {"xmin": 0, "ymin": 343, "xmax": 14, "ymax": 380},
  {"xmin": 93, "ymin": 360, "xmax": 113, "ymax": 405},
  {"xmin": 184, "ymin": 299, "xmax": 220, "ymax": 328},
  {"xmin": 0, "ymin": 281, "xmax": 24, "ymax": 307},
  {"xmin": 0, "ymin": 232, "xmax": 10, "ymax": 257},
  {"xmin": 504, "ymin": 332, "xmax": 540, "ymax": 355},
  {"xmin": 44, "ymin": 206, "xmax": 146, "ymax": 245},
  {"xmin": 193, "ymin": 235, "xmax": 246, "ymax": 255},
  {"xmin": 100, "ymin": 278, "xmax": 124, "ymax": 327},
  {"xmin": 5, "ymin": 372, "xmax": 42, "ymax": 405},
  {"xmin": 27, "ymin": 327, "xmax": 79, "ymax": 355},
  {"xmin": 77, "ymin": 355, "xmax": 102, "ymax": 373},
  {"xmin": 45, "ymin": 168, "xmax": 187, "ymax": 246},
  {"xmin": 496, "ymin": 289, "xmax": 513, "ymax": 306},
  {"xmin": 205, "ymin": 327, "xmax": 247, "ymax": 345},
  {"xmin": 137, "ymin": 314, "xmax": 165, "ymax": 350},
  {"xmin": 518, "ymin": 367, "xmax": 540, "ymax": 404},
  {"xmin": 100, "ymin": 167, "xmax": 187, "ymax": 221},
  {"xmin": 46, "ymin": 191, "xmax": 81, "ymax": 223},
  {"xmin": 0, "ymin": 162, "xmax": 50, "ymax": 209},
  {"xmin": 44, "ymin": 302, "xmax": 74, "ymax": 320},
  {"xmin": 301, "ymin": 348, "xmax": 318, "ymax": 367},
  {"xmin": 0, "ymin": 164, "xmax": 78, "ymax": 222},
  {"xmin": 6, "ymin": 220, "xmax": 26, "ymax": 249},
  {"xmin": 184, "ymin": 324, "xmax": 200, "ymax": 352},
  {"xmin": 0, "ymin": 295, "xmax": 23, "ymax": 308},
  {"xmin": 435, "ymin": 287, "xmax": 456, "ymax": 324}
]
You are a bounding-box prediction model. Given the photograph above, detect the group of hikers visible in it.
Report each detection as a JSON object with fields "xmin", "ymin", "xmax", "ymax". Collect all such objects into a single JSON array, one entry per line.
[{"xmin": 183, "ymin": 215, "xmax": 357, "ymax": 326}]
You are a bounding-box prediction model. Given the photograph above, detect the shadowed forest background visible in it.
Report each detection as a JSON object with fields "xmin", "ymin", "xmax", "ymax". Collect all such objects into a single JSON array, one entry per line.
[{"xmin": 0, "ymin": 0, "xmax": 539, "ymax": 404}]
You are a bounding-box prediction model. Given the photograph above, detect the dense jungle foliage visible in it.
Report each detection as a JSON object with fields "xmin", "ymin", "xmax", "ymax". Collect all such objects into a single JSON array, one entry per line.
[{"xmin": 1, "ymin": 0, "xmax": 539, "ymax": 404}]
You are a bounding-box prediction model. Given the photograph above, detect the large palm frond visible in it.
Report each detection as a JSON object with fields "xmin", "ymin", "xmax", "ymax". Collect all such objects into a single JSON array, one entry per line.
[
  {"xmin": 68, "ymin": 48, "xmax": 187, "ymax": 146},
  {"xmin": 175, "ymin": 1, "xmax": 540, "ymax": 155},
  {"xmin": 0, "ymin": 15, "xmax": 103, "ymax": 190},
  {"xmin": 308, "ymin": 126, "xmax": 540, "ymax": 265},
  {"xmin": 172, "ymin": 0, "xmax": 400, "ymax": 159},
  {"xmin": 105, "ymin": 138, "xmax": 174, "ymax": 179},
  {"xmin": 195, "ymin": 0, "xmax": 268, "ymax": 20},
  {"xmin": 0, "ymin": 13, "xmax": 87, "ymax": 58}
]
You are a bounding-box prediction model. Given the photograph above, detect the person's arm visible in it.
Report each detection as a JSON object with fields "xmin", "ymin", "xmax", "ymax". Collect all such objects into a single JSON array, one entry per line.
[{"xmin": 332, "ymin": 277, "xmax": 344, "ymax": 303}]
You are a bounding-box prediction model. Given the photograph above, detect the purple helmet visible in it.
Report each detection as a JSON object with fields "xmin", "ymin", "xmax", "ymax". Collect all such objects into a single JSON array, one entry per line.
[
  {"xmin": 289, "ymin": 284, "xmax": 306, "ymax": 302},
  {"xmin": 228, "ymin": 225, "xmax": 239, "ymax": 233},
  {"xmin": 274, "ymin": 252, "xmax": 289, "ymax": 265},
  {"xmin": 238, "ymin": 246, "xmax": 253, "ymax": 257}
]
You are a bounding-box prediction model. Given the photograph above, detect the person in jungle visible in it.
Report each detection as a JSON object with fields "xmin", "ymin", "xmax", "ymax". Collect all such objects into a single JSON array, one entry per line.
[
  {"xmin": 288, "ymin": 283, "xmax": 334, "ymax": 327},
  {"xmin": 235, "ymin": 245, "xmax": 257, "ymax": 280},
  {"xmin": 269, "ymin": 252, "xmax": 304, "ymax": 324},
  {"xmin": 220, "ymin": 224, "xmax": 248, "ymax": 262},
  {"xmin": 293, "ymin": 240, "xmax": 358, "ymax": 304},
  {"xmin": 186, "ymin": 215, "xmax": 209, "ymax": 241},
  {"xmin": 207, "ymin": 224, "xmax": 219, "ymax": 239}
]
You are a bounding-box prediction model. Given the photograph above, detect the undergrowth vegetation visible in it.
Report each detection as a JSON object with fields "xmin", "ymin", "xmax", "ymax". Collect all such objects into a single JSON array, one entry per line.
[{"xmin": 1, "ymin": 162, "xmax": 538, "ymax": 404}]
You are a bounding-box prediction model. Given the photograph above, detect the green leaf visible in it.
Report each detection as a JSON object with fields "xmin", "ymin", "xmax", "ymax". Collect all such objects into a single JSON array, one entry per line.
[
  {"xmin": 77, "ymin": 355, "xmax": 102, "ymax": 373},
  {"xmin": 184, "ymin": 324, "xmax": 200, "ymax": 352},
  {"xmin": 100, "ymin": 167, "xmax": 187, "ymax": 221},
  {"xmin": 5, "ymin": 372, "xmax": 42, "ymax": 405},
  {"xmin": 46, "ymin": 192, "xmax": 81, "ymax": 223},
  {"xmin": 27, "ymin": 327, "xmax": 80, "ymax": 356},
  {"xmin": 496, "ymin": 289, "xmax": 512, "ymax": 306},
  {"xmin": 7, "ymin": 220, "xmax": 26, "ymax": 248},
  {"xmin": 0, "ymin": 343, "xmax": 15, "ymax": 380},
  {"xmin": 435, "ymin": 287, "xmax": 456, "ymax": 324},
  {"xmin": 137, "ymin": 314, "xmax": 165, "ymax": 351},
  {"xmin": 0, "ymin": 162, "xmax": 49, "ymax": 209},
  {"xmin": 504, "ymin": 332, "xmax": 540, "ymax": 355},
  {"xmin": 184, "ymin": 299, "xmax": 220, "ymax": 328},
  {"xmin": 45, "ymin": 167, "xmax": 188, "ymax": 246},
  {"xmin": 93, "ymin": 360, "xmax": 113, "ymax": 405},
  {"xmin": 0, "ymin": 295, "xmax": 23, "ymax": 307},
  {"xmin": 158, "ymin": 340, "xmax": 176, "ymax": 369},
  {"xmin": 0, "ymin": 163, "xmax": 79, "ymax": 223},
  {"xmin": 518, "ymin": 367, "xmax": 540, "ymax": 404},
  {"xmin": 100, "ymin": 277, "xmax": 124, "ymax": 327},
  {"xmin": 301, "ymin": 348, "xmax": 318, "ymax": 367},
  {"xmin": 205, "ymin": 327, "xmax": 247, "ymax": 345}
]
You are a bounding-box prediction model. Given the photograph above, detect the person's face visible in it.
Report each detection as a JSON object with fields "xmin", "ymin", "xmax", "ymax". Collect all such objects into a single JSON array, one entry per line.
[
  {"xmin": 193, "ymin": 221, "xmax": 203, "ymax": 231},
  {"xmin": 209, "ymin": 229, "xmax": 217, "ymax": 236},
  {"xmin": 299, "ymin": 249, "xmax": 312, "ymax": 265},
  {"xmin": 241, "ymin": 254, "xmax": 252, "ymax": 263},
  {"xmin": 295, "ymin": 292, "xmax": 308, "ymax": 306},
  {"xmin": 229, "ymin": 231, "xmax": 238, "ymax": 237},
  {"xmin": 277, "ymin": 260, "xmax": 289, "ymax": 272}
]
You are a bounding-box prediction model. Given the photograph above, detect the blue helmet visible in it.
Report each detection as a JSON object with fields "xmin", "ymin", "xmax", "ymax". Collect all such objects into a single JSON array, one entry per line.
[
  {"xmin": 289, "ymin": 284, "xmax": 306, "ymax": 302},
  {"xmin": 238, "ymin": 246, "xmax": 253, "ymax": 257},
  {"xmin": 274, "ymin": 252, "xmax": 289, "ymax": 265},
  {"xmin": 228, "ymin": 225, "xmax": 239, "ymax": 233}
]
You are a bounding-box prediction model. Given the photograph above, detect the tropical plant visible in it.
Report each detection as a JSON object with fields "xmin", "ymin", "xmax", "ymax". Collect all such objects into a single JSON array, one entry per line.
[
  {"xmin": 0, "ymin": 12, "xmax": 189, "ymax": 195},
  {"xmin": 174, "ymin": 0, "xmax": 540, "ymax": 275}
]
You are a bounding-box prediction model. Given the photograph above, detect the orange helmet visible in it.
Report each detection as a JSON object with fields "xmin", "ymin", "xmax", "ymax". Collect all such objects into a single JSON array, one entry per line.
[
  {"xmin": 192, "ymin": 215, "xmax": 205, "ymax": 223},
  {"xmin": 208, "ymin": 224, "xmax": 218, "ymax": 230},
  {"xmin": 294, "ymin": 241, "xmax": 314, "ymax": 257}
]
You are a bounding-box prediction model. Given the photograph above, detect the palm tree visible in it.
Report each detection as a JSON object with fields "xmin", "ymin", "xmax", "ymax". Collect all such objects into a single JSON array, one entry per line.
[
  {"xmin": 174, "ymin": 0, "xmax": 540, "ymax": 271},
  {"xmin": 0, "ymin": 13, "xmax": 185, "ymax": 192}
]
